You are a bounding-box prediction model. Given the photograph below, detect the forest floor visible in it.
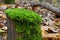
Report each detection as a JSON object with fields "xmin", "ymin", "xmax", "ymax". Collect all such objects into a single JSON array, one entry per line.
[{"xmin": 0, "ymin": 3, "xmax": 60, "ymax": 40}]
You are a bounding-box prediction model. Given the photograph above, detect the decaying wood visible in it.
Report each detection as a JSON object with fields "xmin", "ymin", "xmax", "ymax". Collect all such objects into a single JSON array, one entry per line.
[{"xmin": 29, "ymin": 2, "xmax": 60, "ymax": 16}]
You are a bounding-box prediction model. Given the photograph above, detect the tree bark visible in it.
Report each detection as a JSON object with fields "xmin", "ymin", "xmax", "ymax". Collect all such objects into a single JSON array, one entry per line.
[{"xmin": 29, "ymin": 2, "xmax": 60, "ymax": 16}]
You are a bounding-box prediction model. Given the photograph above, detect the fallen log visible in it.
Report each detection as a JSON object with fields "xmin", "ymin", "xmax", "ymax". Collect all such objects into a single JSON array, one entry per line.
[{"xmin": 29, "ymin": 2, "xmax": 60, "ymax": 16}]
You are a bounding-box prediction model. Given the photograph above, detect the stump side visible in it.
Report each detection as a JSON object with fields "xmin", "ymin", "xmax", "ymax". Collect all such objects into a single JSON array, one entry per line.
[{"xmin": 7, "ymin": 18, "xmax": 16, "ymax": 40}]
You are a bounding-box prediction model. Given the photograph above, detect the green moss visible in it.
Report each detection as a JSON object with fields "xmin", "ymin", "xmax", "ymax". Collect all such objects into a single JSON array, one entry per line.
[
  {"xmin": 5, "ymin": 8, "xmax": 42, "ymax": 40},
  {"xmin": 4, "ymin": 0, "xmax": 15, "ymax": 4}
]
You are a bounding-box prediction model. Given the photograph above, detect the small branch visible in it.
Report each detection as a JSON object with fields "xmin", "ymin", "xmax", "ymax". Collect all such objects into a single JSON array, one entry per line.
[{"xmin": 29, "ymin": 2, "xmax": 60, "ymax": 16}]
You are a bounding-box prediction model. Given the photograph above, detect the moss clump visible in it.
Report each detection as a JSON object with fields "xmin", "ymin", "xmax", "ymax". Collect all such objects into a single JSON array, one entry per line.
[{"xmin": 5, "ymin": 8, "xmax": 42, "ymax": 40}]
